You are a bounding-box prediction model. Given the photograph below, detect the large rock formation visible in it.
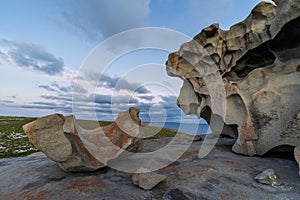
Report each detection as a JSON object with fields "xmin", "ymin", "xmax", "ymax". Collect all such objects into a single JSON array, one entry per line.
[
  {"xmin": 166, "ymin": 1, "xmax": 300, "ymax": 156},
  {"xmin": 23, "ymin": 108, "xmax": 142, "ymax": 172}
]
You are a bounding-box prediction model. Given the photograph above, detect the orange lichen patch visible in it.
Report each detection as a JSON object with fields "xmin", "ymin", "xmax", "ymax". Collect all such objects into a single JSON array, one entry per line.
[
  {"xmin": 19, "ymin": 189, "xmax": 54, "ymax": 200},
  {"xmin": 241, "ymin": 123, "xmax": 257, "ymax": 141},
  {"xmin": 225, "ymin": 84, "xmax": 238, "ymax": 96},
  {"xmin": 162, "ymin": 165, "xmax": 178, "ymax": 171},
  {"xmin": 221, "ymin": 160, "xmax": 245, "ymax": 172},
  {"xmin": 105, "ymin": 124, "xmax": 131, "ymax": 148},
  {"xmin": 178, "ymin": 150, "xmax": 198, "ymax": 160},
  {"xmin": 66, "ymin": 177, "xmax": 107, "ymax": 192},
  {"xmin": 104, "ymin": 108, "xmax": 140, "ymax": 149},
  {"xmin": 167, "ymin": 52, "xmax": 179, "ymax": 68},
  {"xmin": 198, "ymin": 164, "xmax": 217, "ymax": 171}
]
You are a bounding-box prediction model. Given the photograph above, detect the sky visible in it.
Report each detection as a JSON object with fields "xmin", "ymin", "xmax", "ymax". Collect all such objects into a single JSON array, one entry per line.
[{"xmin": 0, "ymin": 0, "xmax": 269, "ymax": 123}]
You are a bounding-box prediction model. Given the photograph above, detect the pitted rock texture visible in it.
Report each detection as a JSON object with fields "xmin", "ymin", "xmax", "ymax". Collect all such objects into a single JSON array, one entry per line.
[
  {"xmin": 23, "ymin": 108, "xmax": 142, "ymax": 172},
  {"xmin": 166, "ymin": 1, "xmax": 300, "ymax": 156}
]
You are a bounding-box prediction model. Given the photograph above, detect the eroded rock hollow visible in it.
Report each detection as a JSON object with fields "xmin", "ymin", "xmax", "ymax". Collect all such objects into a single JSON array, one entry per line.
[
  {"xmin": 23, "ymin": 108, "xmax": 142, "ymax": 172},
  {"xmin": 166, "ymin": 1, "xmax": 300, "ymax": 156}
]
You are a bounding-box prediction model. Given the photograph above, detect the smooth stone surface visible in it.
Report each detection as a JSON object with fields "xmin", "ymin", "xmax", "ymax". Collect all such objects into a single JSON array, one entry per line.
[
  {"xmin": 23, "ymin": 114, "xmax": 72, "ymax": 162},
  {"xmin": 132, "ymin": 168, "xmax": 166, "ymax": 190},
  {"xmin": 1, "ymin": 138, "xmax": 299, "ymax": 200}
]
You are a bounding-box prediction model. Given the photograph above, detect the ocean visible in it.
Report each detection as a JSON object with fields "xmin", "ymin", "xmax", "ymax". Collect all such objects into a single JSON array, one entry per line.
[{"xmin": 147, "ymin": 122, "xmax": 211, "ymax": 135}]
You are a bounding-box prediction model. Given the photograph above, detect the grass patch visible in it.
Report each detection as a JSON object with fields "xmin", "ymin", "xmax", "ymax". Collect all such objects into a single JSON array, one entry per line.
[
  {"xmin": 0, "ymin": 116, "xmax": 38, "ymax": 158},
  {"xmin": 0, "ymin": 116, "xmax": 180, "ymax": 159},
  {"xmin": 141, "ymin": 125, "xmax": 183, "ymax": 139}
]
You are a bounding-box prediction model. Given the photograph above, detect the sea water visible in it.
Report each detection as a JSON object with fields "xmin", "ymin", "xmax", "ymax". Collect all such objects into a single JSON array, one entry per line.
[{"xmin": 147, "ymin": 122, "xmax": 211, "ymax": 135}]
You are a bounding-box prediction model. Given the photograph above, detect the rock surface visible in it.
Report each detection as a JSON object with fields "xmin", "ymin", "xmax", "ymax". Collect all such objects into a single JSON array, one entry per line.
[
  {"xmin": 22, "ymin": 108, "xmax": 142, "ymax": 172},
  {"xmin": 295, "ymin": 146, "xmax": 300, "ymax": 175},
  {"xmin": 166, "ymin": 0, "xmax": 300, "ymax": 156},
  {"xmin": 132, "ymin": 168, "xmax": 166, "ymax": 190},
  {"xmin": 255, "ymin": 168, "xmax": 282, "ymax": 186},
  {"xmin": 0, "ymin": 138, "xmax": 299, "ymax": 200}
]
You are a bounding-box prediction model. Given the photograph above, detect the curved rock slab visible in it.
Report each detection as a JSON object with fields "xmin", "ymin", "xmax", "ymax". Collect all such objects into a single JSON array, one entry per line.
[
  {"xmin": 166, "ymin": 1, "xmax": 300, "ymax": 156},
  {"xmin": 23, "ymin": 108, "xmax": 142, "ymax": 172}
]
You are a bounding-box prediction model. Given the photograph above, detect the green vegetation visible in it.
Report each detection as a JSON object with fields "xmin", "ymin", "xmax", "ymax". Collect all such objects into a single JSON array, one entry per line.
[
  {"xmin": 0, "ymin": 116, "xmax": 180, "ymax": 159},
  {"xmin": 141, "ymin": 125, "xmax": 183, "ymax": 139},
  {"xmin": 0, "ymin": 116, "xmax": 37, "ymax": 158}
]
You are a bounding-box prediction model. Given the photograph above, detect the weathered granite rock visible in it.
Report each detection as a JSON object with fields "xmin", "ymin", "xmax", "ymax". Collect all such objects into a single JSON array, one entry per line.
[
  {"xmin": 23, "ymin": 107, "xmax": 142, "ymax": 172},
  {"xmin": 255, "ymin": 168, "xmax": 283, "ymax": 186},
  {"xmin": 1, "ymin": 138, "xmax": 300, "ymax": 199},
  {"xmin": 132, "ymin": 168, "xmax": 166, "ymax": 190},
  {"xmin": 166, "ymin": 0, "xmax": 300, "ymax": 156},
  {"xmin": 295, "ymin": 146, "xmax": 300, "ymax": 175}
]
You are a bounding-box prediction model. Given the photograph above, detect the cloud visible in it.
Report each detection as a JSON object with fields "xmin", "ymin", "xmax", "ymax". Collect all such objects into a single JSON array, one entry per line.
[
  {"xmin": 20, "ymin": 104, "xmax": 72, "ymax": 113},
  {"xmin": 51, "ymin": 82, "xmax": 70, "ymax": 93},
  {"xmin": 82, "ymin": 71, "xmax": 151, "ymax": 94},
  {"xmin": 160, "ymin": 95, "xmax": 178, "ymax": 104},
  {"xmin": 35, "ymin": 75, "xmax": 184, "ymax": 122},
  {"xmin": 73, "ymin": 83, "xmax": 88, "ymax": 94},
  {"xmin": 39, "ymin": 81, "xmax": 88, "ymax": 94},
  {"xmin": 100, "ymin": 75, "xmax": 151, "ymax": 94},
  {"xmin": 40, "ymin": 95, "xmax": 72, "ymax": 102},
  {"xmin": 0, "ymin": 100, "xmax": 14, "ymax": 104},
  {"xmin": 38, "ymin": 85, "xmax": 57, "ymax": 92},
  {"xmin": 55, "ymin": 0, "xmax": 150, "ymax": 41},
  {"xmin": 0, "ymin": 39, "xmax": 65, "ymax": 75},
  {"xmin": 139, "ymin": 95, "xmax": 155, "ymax": 101},
  {"xmin": 32, "ymin": 101, "xmax": 58, "ymax": 107},
  {"xmin": 94, "ymin": 94, "xmax": 139, "ymax": 105},
  {"xmin": 9, "ymin": 64, "xmax": 195, "ymax": 122}
]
